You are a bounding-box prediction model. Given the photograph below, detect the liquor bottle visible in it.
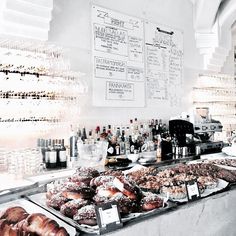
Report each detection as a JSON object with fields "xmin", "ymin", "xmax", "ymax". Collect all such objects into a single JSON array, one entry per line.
[
  {"xmin": 129, "ymin": 119, "xmax": 134, "ymax": 136},
  {"xmin": 100, "ymin": 126, "xmax": 107, "ymax": 140},
  {"xmin": 156, "ymin": 134, "xmax": 162, "ymax": 162},
  {"xmin": 155, "ymin": 119, "xmax": 159, "ymax": 135},
  {"xmin": 95, "ymin": 126, "xmax": 101, "ymax": 141},
  {"xmin": 115, "ymin": 127, "xmax": 121, "ymax": 138},
  {"xmin": 59, "ymin": 139, "xmax": 67, "ymax": 168},
  {"xmin": 87, "ymin": 130, "xmax": 94, "ymax": 144},
  {"xmin": 120, "ymin": 130, "xmax": 126, "ymax": 155},
  {"xmin": 134, "ymin": 118, "xmax": 139, "ymax": 136},
  {"xmin": 107, "ymin": 136, "xmax": 116, "ymax": 156},
  {"xmin": 39, "ymin": 138, "xmax": 46, "ymax": 164},
  {"xmin": 129, "ymin": 135, "xmax": 135, "ymax": 154},
  {"xmin": 158, "ymin": 119, "xmax": 163, "ymax": 133},
  {"xmin": 44, "ymin": 139, "xmax": 50, "ymax": 168},
  {"xmin": 81, "ymin": 127, "xmax": 87, "ymax": 142},
  {"xmin": 70, "ymin": 131, "xmax": 78, "ymax": 161},
  {"xmin": 48, "ymin": 139, "xmax": 57, "ymax": 168},
  {"xmin": 125, "ymin": 135, "xmax": 130, "ymax": 155},
  {"xmin": 107, "ymin": 125, "xmax": 112, "ymax": 140},
  {"xmin": 115, "ymin": 138, "xmax": 120, "ymax": 156},
  {"xmin": 55, "ymin": 139, "xmax": 60, "ymax": 167}
]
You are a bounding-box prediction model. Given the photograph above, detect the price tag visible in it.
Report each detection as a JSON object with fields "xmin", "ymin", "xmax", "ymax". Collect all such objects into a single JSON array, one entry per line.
[
  {"xmin": 95, "ymin": 201, "xmax": 123, "ymax": 234},
  {"xmin": 185, "ymin": 180, "xmax": 201, "ymax": 201}
]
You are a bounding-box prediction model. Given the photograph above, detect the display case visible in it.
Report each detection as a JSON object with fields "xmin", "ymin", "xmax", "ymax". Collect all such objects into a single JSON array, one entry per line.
[{"xmin": 1, "ymin": 153, "xmax": 236, "ymax": 235}]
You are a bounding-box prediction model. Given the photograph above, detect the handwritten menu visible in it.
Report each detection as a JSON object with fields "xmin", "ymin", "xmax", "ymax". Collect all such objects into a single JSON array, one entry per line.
[
  {"xmin": 92, "ymin": 5, "xmax": 145, "ymax": 107},
  {"xmin": 145, "ymin": 21, "xmax": 183, "ymax": 107}
]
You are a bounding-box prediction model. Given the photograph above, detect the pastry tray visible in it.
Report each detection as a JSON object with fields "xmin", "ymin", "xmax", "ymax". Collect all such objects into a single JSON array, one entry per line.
[
  {"xmin": 0, "ymin": 198, "xmax": 77, "ymax": 236},
  {"xmin": 26, "ymin": 192, "xmax": 177, "ymax": 235},
  {"xmin": 160, "ymin": 178, "xmax": 229, "ymax": 203}
]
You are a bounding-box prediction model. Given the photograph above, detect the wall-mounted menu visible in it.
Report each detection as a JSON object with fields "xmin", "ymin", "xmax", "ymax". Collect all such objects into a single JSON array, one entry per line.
[
  {"xmin": 145, "ymin": 21, "xmax": 183, "ymax": 107},
  {"xmin": 92, "ymin": 5, "xmax": 145, "ymax": 107}
]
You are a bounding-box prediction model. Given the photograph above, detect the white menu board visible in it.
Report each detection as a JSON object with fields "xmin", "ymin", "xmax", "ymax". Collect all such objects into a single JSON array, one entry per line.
[
  {"xmin": 92, "ymin": 5, "xmax": 145, "ymax": 107},
  {"xmin": 145, "ymin": 21, "xmax": 183, "ymax": 107}
]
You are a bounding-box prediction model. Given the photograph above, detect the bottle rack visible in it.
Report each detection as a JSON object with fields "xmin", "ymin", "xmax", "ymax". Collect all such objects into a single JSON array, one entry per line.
[
  {"xmin": 0, "ymin": 38, "xmax": 86, "ymax": 141},
  {"xmin": 192, "ymin": 73, "xmax": 236, "ymax": 138}
]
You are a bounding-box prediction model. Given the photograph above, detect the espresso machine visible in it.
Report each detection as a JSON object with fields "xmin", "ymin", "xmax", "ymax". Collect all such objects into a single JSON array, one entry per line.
[
  {"xmin": 169, "ymin": 119, "xmax": 196, "ymax": 157},
  {"xmin": 193, "ymin": 107, "xmax": 223, "ymax": 154}
]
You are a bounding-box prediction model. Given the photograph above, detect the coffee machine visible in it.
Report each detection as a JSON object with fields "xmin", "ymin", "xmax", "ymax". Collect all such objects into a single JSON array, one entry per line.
[
  {"xmin": 193, "ymin": 107, "xmax": 223, "ymax": 154},
  {"xmin": 169, "ymin": 119, "xmax": 196, "ymax": 157}
]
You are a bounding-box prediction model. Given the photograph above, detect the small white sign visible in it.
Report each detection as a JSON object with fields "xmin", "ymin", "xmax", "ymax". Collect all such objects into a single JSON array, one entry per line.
[
  {"xmin": 106, "ymin": 81, "xmax": 134, "ymax": 101},
  {"xmin": 99, "ymin": 205, "xmax": 120, "ymax": 227},
  {"xmin": 95, "ymin": 57, "xmax": 126, "ymax": 80},
  {"xmin": 93, "ymin": 23, "xmax": 128, "ymax": 56},
  {"xmin": 186, "ymin": 181, "xmax": 200, "ymax": 201}
]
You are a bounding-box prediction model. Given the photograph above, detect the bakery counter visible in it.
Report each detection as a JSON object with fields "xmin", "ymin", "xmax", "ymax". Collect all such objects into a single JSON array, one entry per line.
[{"xmin": 1, "ymin": 153, "xmax": 236, "ymax": 236}]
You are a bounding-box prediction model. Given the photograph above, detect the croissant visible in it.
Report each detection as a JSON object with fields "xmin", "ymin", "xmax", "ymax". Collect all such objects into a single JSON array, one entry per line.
[
  {"xmin": 0, "ymin": 207, "xmax": 69, "ymax": 236},
  {"xmin": 0, "ymin": 206, "xmax": 29, "ymax": 224},
  {"xmin": 0, "ymin": 219, "xmax": 19, "ymax": 236},
  {"xmin": 15, "ymin": 213, "xmax": 67, "ymax": 236}
]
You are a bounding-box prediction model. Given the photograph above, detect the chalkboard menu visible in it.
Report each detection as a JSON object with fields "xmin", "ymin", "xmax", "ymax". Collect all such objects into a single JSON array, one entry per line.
[
  {"xmin": 91, "ymin": 5, "xmax": 183, "ymax": 108},
  {"xmin": 145, "ymin": 21, "xmax": 183, "ymax": 107},
  {"xmin": 92, "ymin": 5, "xmax": 145, "ymax": 107}
]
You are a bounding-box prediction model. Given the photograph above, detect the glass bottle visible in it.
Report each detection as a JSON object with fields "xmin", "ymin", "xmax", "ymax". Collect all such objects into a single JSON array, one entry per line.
[{"xmin": 59, "ymin": 139, "xmax": 67, "ymax": 168}]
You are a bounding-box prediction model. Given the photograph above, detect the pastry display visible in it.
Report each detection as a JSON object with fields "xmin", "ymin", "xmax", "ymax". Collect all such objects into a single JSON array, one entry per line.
[
  {"xmin": 44, "ymin": 166, "xmax": 168, "ymax": 228},
  {"xmin": 0, "ymin": 206, "xmax": 69, "ymax": 235},
  {"xmin": 41, "ymin": 161, "xmax": 234, "ymax": 229}
]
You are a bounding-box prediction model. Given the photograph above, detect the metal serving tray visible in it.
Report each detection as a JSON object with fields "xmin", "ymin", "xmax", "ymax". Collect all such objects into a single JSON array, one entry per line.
[
  {"xmin": 26, "ymin": 192, "xmax": 177, "ymax": 235},
  {"xmin": 0, "ymin": 198, "xmax": 77, "ymax": 235}
]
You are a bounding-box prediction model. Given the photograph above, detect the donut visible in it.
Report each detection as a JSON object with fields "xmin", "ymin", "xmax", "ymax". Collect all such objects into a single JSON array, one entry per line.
[
  {"xmin": 96, "ymin": 182, "xmax": 120, "ymax": 198},
  {"xmin": 90, "ymin": 175, "xmax": 115, "ymax": 187},
  {"xmin": 93, "ymin": 194, "xmax": 110, "ymax": 204},
  {"xmin": 141, "ymin": 193, "xmax": 164, "ymax": 211},
  {"xmin": 73, "ymin": 205, "xmax": 97, "ymax": 226},
  {"xmin": 69, "ymin": 173, "xmax": 93, "ymax": 186},
  {"xmin": 60, "ymin": 199, "xmax": 89, "ymax": 218},
  {"xmin": 110, "ymin": 192, "xmax": 137, "ymax": 214},
  {"xmin": 100, "ymin": 170, "xmax": 124, "ymax": 177},
  {"xmin": 75, "ymin": 167, "xmax": 99, "ymax": 178},
  {"xmin": 46, "ymin": 193, "xmax": 68, "ymax": 210},
  {"xmin": 113, "ymin": 177, "xmax": 142, "ymax": 201},
  {"xmin": 61, "ymin": 186, "xmax": 95, "ymax": 200}
]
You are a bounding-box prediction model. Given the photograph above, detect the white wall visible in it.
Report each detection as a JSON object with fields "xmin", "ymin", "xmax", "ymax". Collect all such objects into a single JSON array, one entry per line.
[
  {"xmin": 221, "ymin": 31, "xmax": 235, "ymax": 75},
  {"xmin": 49, "ymin": 0, "xmax": 201, "ymax": 126}
]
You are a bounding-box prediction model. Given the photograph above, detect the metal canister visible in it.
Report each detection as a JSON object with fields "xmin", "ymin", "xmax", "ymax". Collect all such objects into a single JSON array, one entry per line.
[
  {"xmin": 195, "ymin": 145, "xmax": 201, "ymax": 156},
  {"xmin": 182, "ymin": 146, "xmax": 188, "ymax": 157}
]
